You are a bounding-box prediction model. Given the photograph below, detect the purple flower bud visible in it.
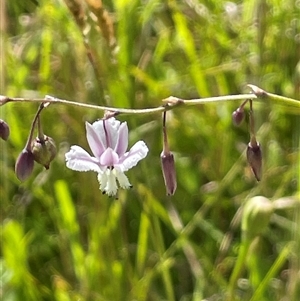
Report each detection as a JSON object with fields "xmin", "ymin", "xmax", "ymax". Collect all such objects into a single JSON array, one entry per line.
[
  {"xmin": 161, "ymin": 151, "xmax": 177, "ymax": 195},
  {"xmin": 232, "ymin": 107, "xmax": 245, "ymax": 126},
  {"xmin": 31, "ymin": 135, "xmax": 57, "ymax": 169},
  {"xmin": 0, "ymin": 119, "xmax": 10, "ymax": 140},
  {"xmin": 246, "ymin": 142, "xmax": 262, "ymax": 181},
  {"xmin": 15, "ymin": 149, "xmax": 35, "ymax": 181}
]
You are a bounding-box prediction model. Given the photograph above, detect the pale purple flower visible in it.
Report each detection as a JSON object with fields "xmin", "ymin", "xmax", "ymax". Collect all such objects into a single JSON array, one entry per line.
[{"xmin": 65, "ymin": 118, "xmax": 149, "ymax": 196}]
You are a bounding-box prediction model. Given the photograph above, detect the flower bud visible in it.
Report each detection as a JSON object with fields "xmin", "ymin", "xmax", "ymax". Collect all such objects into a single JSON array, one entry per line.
[
  {"xmin": 31, "ymin": 135, "xmax": 57, "ymax": 169},
  {"xmin": 0, "ymin": 119, "xmax": 10, "ymax": 140},
  {"xmin": 242, "ymin": 196, "xmax": 273, "ymax": 241},
  {"xmin": 232, "ymin": 107, "xmax": 245, "ymax": 126},
  {"xmin": 161, "ymin": 151, "xmax": 177, "ymax": 195},
  {"xmin": 246, "ymin": 142, "xmax": 262, "ymax": 181},
  {"xmin": 15, "ymin": 149, "xmax": 35, "ymax": 181}
]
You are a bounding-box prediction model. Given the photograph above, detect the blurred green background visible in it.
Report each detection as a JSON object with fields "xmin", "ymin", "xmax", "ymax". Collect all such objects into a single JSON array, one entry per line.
[{"xmin": 1, "ymin": 0, "xmax": 299, "ymax": 300}]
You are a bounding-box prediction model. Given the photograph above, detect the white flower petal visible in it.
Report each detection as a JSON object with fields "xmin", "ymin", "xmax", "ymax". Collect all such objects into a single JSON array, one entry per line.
[
  {"xmin": 118, "ymin": 141, "xmax": 149, "ymax": 172},
  {"xmin": 90, "ymin": 120, "xmax": 107, "ymax": 147},
  {"xmin": 65, "ymin": 145, "xmax": 100, "ymax": 172},
  {"xmin": 106, "ymin": 170, "xmax": 118, "ymax": 196},
  {"xmin": 105, "ymin": 118, "xmax": 119, "ymax": 149},
  {"xmin": 114, "ymin": 122, "xmax": 128, "ymax": 157},
  {"xmin": 98, "ymin": 169, "xmax": 118, "ymax": 196},
  {"xmin": 97, "ymin": 171, "xmax": 108, "ymax": 192},
  {"xmin": 86, "ymin": 122, "xmax": 106, "ymax": 158},
  {"xmin": 92, "ymin": 118, "xmax": 120, "ymax": 149},
  {"xmin": 106, "ymin": 118, "xmax": 121, "ymax": 136},
  {"xmin": 115, "ymin": 170, "xmax": 132, "ymax": 189}
]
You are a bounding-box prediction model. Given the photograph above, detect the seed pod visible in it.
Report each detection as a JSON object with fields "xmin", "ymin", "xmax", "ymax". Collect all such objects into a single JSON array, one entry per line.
[
  {"xmin": 242, "ymin": 196, "xmax": 273, "ymax": 241},
  {"xmin": 15, "ymin": 149, "xmax": 35, "ymax": 181},
  {"xmin": 0, "ymin": 119, "xmax": 10, "ymax": 140},
  {"xmin": 161, "ymin": 151, "xmax": 177, "ymax": 196},
  {"xmin": 31, "ymin": 135, "xmax": 57, "ymax": 169},
  {"xmin": 246, "ymin": 142, "xmax": 262, "ymax": 181},
  {"xmin": 232, "ymin": 107, "xmax": 245, "ymax": 126}
]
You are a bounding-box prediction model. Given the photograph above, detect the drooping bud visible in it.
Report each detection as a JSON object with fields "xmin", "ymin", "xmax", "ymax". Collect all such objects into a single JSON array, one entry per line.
[
  {"xmin": 15, "ymin": 149, "xmax": 35, "ymax": 181},
  {"xmin": 232, "ymin": 107, "xmax": 245, "ymax": 126},
  {"xmin": 31, "ymin": 135, "xmax": 57, "ymax": 169},
  {"xmin": 246, "ymin": 141, "xmax": 262, "ymax": 181},
  {"xmin": 0, "ymin": 119, "xmax": 10, "ymax": 140},
  {"xmin": 161, "ymin": 151, "xmax": 177, "ymax": 195},
  {"xmin": 161, "ymin": 111, "xmax": 177, "ymax": 195},
  {"xmin": 242, "ymin": 196, "xmax": 273, "ymax": 241}
]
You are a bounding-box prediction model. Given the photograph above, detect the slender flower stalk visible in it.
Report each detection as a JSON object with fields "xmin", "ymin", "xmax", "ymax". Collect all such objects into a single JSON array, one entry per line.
[
  {"xmin": 15, "ymin": 104, "xmax": 45, "ymax": 180},
  {"xmin": 24, "ymin": 104, "xmax": 46, "ymax": 151},
  {"xmin": 15, "ymin": 103, "xmax": 51, "ymax": 180},
  {"xmin": 246, "ymin": 100, "xmax": 262, "ymax": 181}
]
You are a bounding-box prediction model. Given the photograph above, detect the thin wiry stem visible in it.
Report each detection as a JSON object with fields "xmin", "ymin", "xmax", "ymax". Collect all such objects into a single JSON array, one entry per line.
[
  {"xmin": 0, "ymin": 94, "xmax": 257, "ymax": 115},
  {"xmin": 249, "ymin": 99, "xmax": 258, "ymax": 147},
  {"xmin": 247, "ymin": 84, "xmax": 300, "ymax": 110},
  {"xmin": 162, "ymin": 111, "xmax": 170, "ymax": 153},
  {"xmin": 24, "ymin": 103, "xmax": 46, "ymax": 151},
  {"xmin": 1, "ymin": 84, "xmax": 299, "ymax": 115}
]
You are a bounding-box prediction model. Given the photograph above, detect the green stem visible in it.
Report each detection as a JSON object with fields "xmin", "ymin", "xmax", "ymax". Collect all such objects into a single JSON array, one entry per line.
[
  {"xmin": 227, "ymin": 238, "xmax": 252, "ymax": 300},
  {"xmin": 247, "ymin": 84, "xmax": 300, "ymax": 109},
  {"xmin": 182, "ymin": 94, "xmax": 256, "ymax": 105},
  {"xmin": 24, "ymin": 104, "xmax": 45, "ymax": 150},
  {"xmin": 267, "ymin": 92, "xmax": 300, "ymax": 109},
  {"xmin": 249, "ymin": 242, "xmax": 293, "ymax": 301},
  {"xmin": 151, "ymin": 213, "xmax": 175, "ymax": 301}
]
